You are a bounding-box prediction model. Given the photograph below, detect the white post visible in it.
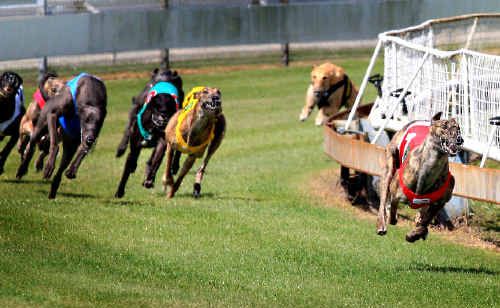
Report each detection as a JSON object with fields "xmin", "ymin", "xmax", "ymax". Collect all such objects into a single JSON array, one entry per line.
[
  {"xmin": 371, "ymin": 51, "xmax": 430, "ymax": 144},
  {"xmin": 343, "ymin": 39, "xmax": 382, "ymax": 131},
  {"xmin": 37, "ymin": 0, "xmax": 48, "ymax": 81},
  {"xmin": 464, "ymin": 17, "xmax": 478, "ymax": 50},
  {"xmin": 480, "ymin": 126, "xmax": 497, "ymax": 168}
]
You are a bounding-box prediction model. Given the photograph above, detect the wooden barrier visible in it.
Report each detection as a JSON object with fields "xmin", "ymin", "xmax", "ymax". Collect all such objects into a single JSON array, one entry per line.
[{"xmin": 323, "ymin": 125, "xmax": 500, "ymax": 204}]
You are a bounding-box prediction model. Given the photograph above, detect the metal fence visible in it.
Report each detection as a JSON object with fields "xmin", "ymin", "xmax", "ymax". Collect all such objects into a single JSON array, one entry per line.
[{"xmin": 0, "ymin": 1, "xmax": 499, "ymax": 62}]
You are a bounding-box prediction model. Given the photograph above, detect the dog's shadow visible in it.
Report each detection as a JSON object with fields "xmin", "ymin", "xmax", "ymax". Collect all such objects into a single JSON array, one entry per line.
[
  {"xmin": 1, "ymin": 178, "xmax": 48, "ymax": 185},
  {"xmin": 402, "ymin": 262, "xmax": 498, "ymax": 276}
]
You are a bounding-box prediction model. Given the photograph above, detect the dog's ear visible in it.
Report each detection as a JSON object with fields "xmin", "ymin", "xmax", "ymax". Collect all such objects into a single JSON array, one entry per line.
[
  {"xmin": 151, "ymin": 68, "xmax": 159, "ymax": 78},
  {"xmin": 431, "ymin": 112, "xmax": 442, "ymax": 122}
]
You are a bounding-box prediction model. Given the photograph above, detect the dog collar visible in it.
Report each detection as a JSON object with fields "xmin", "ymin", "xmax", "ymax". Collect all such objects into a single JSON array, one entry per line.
[
  {"xmin": 317, "ymin": 75, "xmax": 351, "ymax": 109},
  {"xmin": 175, "ymin": 86, "xmax": 215, "ymax": 154},
  {"xmin": 33, "ymin": 88, "xmax": 46, "ymax": 109},
  {"xmin": 137, "ymin": 103, "xmax": 152, "ymax": 141}
]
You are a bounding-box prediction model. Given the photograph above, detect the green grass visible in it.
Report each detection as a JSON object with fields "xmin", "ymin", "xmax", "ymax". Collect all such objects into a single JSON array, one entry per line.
[{"xmin": 0, "ymin": 56, "xmax": 498, "ymax": 307}]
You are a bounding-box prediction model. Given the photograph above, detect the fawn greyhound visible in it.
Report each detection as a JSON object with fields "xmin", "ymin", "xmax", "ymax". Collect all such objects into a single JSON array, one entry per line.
[
  {"xmin": 377, "ymin": 112, "xmax": 463, "ymax": 242},
  {"xmin": 18, "ymin": 72, "xmax": 65, "ymax": 172},
  {"xmin": 162, "ymin": 86, "xmax": 225, "ymax": 198}
]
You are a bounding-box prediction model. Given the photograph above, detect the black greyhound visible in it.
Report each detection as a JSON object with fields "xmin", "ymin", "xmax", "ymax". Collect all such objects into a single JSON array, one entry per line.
[
  {"xmin": 17, "ymin": 73, "xmax": 107, "ymax": 199},
  {"xmin": 114, "ymin": 69, "xmax": 184, "ymax": 198},
  {"xmin": 0, "ymin": 71, "xmax": 24, "ymax": 175}
]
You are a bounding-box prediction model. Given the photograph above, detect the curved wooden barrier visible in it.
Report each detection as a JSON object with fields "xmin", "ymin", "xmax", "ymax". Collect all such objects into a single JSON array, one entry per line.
[{"xmin": 323, "ymin": 125, "xmax": 500, "ymax": 204}]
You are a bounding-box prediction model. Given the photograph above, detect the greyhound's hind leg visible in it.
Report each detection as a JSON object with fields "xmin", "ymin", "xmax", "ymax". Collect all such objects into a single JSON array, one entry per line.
[
  {"xmin": 406, "ymin": 203, "xmax": 445, "ymax": 243},
  {"xmin": 143, "ymin": 140, "xmax": 166, "ymax": 189},
  {"xmin": 0, "ymin": 134, "xmax": 19, "ymax": 175},
  {"xmin": 170, "ymin": 155, "xmax": 196, "ymax": 198},
  {"xmin": 115, "ymin": 142, "xmax": 140, "ymax": 198},
  {"xmin": 49, "ymin": 138, "xmax": 78, "ymax": 199}
]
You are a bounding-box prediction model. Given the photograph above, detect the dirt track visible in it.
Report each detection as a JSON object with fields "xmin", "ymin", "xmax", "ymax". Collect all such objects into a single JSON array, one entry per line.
[{"xmin": 307, "ymin": 168, "xmax": 499, "ymax": 252}]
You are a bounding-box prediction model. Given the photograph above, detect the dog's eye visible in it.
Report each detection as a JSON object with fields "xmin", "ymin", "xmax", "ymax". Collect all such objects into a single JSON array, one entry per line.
[{"xmin": 322, "ymin": 76, "xmax": 327, "ymax": 80}]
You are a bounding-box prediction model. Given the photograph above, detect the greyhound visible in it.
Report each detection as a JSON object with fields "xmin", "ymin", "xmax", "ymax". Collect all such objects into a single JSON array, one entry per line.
[
  {"xmin": 17, "ymin": 73, "xmax": 107, "ymax": 199},
  {"xmin": 0, "ymin": 71, "xmax": 24, "ymax": 175},
  {"xmin": 162, "ymin": 86, "xmax": 226, "ymax": 199},
  {"xmin": 377, "ymin": 112, "xmax": 463, "ymax": 242}
]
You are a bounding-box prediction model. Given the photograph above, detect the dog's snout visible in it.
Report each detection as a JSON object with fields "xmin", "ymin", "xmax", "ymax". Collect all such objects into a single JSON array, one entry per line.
[
  {"xmin": 85, "ymin": 136, "xmax": 95, "ymax": 147},
  {"xmin": 456, "ymin": 135, "xmax": 464, "ymax": 145}
]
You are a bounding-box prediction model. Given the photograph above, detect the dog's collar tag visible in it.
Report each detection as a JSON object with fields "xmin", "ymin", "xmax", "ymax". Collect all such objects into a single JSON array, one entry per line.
[{"xmin": 412, "ymin": 198, "xmax": 431, "ymax": 205}]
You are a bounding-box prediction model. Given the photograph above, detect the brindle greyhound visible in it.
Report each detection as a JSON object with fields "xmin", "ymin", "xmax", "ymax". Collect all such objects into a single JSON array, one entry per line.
[
  {"xmin": 17, "ymin": 72, "xmax": 65, "ymax": 171},
  {"xmin": 17, "ymin": 73, "xmax": 107, "ymax": 199},
  {"xmin": 377, "ymin": 112, "xmax": 463, "ymax": 242},
  {"xmin": 0, "ymin": 71, "xmax": 24, "ymax": 175},
  {"xmin": 162, "ymin": 87, "xmax": 225, "ymax": 198},
  {"xmin": 114, "ymin": 70, "xmax": 184, "ymax": 198}
]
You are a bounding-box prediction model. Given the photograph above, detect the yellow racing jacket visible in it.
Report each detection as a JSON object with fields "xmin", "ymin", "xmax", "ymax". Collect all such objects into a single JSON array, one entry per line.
[{"xmin": 176, "ymin": 86, "xmax": 215, "ymax": 154}]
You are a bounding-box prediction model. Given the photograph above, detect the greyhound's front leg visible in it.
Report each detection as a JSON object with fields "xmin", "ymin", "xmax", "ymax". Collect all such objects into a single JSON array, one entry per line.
[
  {"xmin": 65, "ymin": 143, "xmax": 89, "ymax": 179},
  {"xmin": 299, "ymin": 85, "xmax": 315, "ymax": 122},
  {"xmin": 0, "ymin": 133, "xmax": 19, "ymax": 174},
  {"xmin": 170, "ymin": 154, "xmax": 196, "ymax": 198},
  {"xmin": 143, "ymin": 139, "xmax": 166, "ymax": 189},
  {"xmin": 162, "ymin": 143, "xmax": 175, "ymax": 194},
  {"xmin": 377, "ymin": 149, "xmax": 397, "ymax": 235},
  {"xmin": 43, "ymin": 113, "xmax": 59, "ymax": 179}
]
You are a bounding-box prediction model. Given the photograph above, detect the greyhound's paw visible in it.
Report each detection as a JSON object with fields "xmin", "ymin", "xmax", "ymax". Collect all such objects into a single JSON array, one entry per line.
[
  {"xmin": 377, "ymin": 228, "xmax": 387, "ymax": 236},
  {"xmin": 43, "ymin": 164, "xmax": 55, "ymax": 180},
  {"xmin": 114, "ymin": 190, "xmax": 124, "ymax": 198},
  {"xmin": 389, "ymin": 217, "xmax": 398, "ymax": 225},
  {"xmin": 0, "ymin": 165, "xmax": 4, "ymax": 175},
  {"xmin": 16, "ymin": 165, "xmax": 27, "ymax": 179},
  {"xmin": 143, "ymin": 179, "xmax": 154, "ymax": 189},
  {"xmin": 193, "ymin": 183, "xmax": 201, "ymax": 198},
  {"xmin": 65, "ymin": 169, "xmax": 76, "ymax": 179},
  {"xmin": 116, "ymin": 146, "xmax": 126, "ymax": 158},
  {"xmin": 167, "ymin": 190, "xmax": 175, "ymax": 199},
  {"xmin": 35, "ymin": 160, "xmax": 44, "ymax": 172},
  {"xmin": 171, "ymin": 165, "xmax": 179, "ymax": 176},
  {"xmin": 405, "ymin": 227, "xmax": 428, "ymax": 243}
]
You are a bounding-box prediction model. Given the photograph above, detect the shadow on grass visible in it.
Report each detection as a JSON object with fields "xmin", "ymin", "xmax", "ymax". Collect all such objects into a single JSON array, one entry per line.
[
  {"xmin": 34, "ymin": 190, "xmax": 96, "ymax": 199},
  {"xmin": 406, "ymin": 262, "xmax": 498, "ymax": 275},
  {"xmin": 1, "ymin": 178, "xmax": 48, "ymax": 185},
  {"xmin": 159, "ymin": 191, "xmax": 267, "ymax": 202}
]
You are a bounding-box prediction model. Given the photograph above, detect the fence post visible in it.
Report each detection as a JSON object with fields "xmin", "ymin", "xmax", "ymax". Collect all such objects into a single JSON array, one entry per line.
[
  {"xmin": 160, "ymin": 0, "xmax": 170, "ymax": 70},
  {"xmin": 280, "ymin": 0, "xmax": 289, "ymax": 66},
  {"xmin": 37, "ymin": 0, "xmax": 48, "ymax": 81}
]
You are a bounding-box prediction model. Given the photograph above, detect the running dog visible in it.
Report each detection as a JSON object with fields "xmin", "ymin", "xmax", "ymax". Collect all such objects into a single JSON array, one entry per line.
[
  {"xmin": 17, "ymin": 73, "xmax": 107, "ymax": 199},
  {"xmin": 377, "ymin": 112, "xmax": 463, "ymax": 242},
  {"xmin": 0, "ymin": 71, "xmax": 24, "ymax": 175},
  {"xmin": 17, "ymin": 72, "xmax": 65, "ymax": 171},
  {"xmin": 114, "ymin": 69, "xmax": 184, "ymax": 198},
  {"xmin": 162, "ymin": 86, "xmax": 225, "ymax": 198},
  {"xmin": 299, "ymin": 62, "xmax": 358, "ymax": 126},
  {"xmin": 116, "ymin": 68, "xmax": 184, "ymax": 158}
]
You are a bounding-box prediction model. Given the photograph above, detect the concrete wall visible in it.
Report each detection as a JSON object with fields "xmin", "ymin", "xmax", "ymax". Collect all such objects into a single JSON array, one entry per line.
[{"xmin": 0, "ymin": 0, "xmax": 499, "ymax": 61}]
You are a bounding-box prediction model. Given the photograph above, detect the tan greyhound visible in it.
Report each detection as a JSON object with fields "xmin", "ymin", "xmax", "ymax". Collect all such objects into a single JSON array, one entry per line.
[{"xmin": 162, "ymin": 86, "xmax": 226, "ymax": 198}]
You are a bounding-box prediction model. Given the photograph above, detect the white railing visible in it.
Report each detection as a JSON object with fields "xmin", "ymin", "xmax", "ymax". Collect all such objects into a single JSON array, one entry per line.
[{"xmin": 348, "ymin": 14, "xmax": 500, "ymax": 163}]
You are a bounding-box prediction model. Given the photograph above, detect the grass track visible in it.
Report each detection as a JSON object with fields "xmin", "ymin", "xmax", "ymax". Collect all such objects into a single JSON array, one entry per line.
[{"xmin": 0, "ymin": 57, "xmax": 498, "ymax": 307}]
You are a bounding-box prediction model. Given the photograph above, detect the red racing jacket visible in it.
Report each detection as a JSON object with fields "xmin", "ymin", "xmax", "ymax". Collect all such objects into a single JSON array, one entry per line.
[{"xmin": 397, "ymin": 121, "xmax": 452, "ymax": 209}]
